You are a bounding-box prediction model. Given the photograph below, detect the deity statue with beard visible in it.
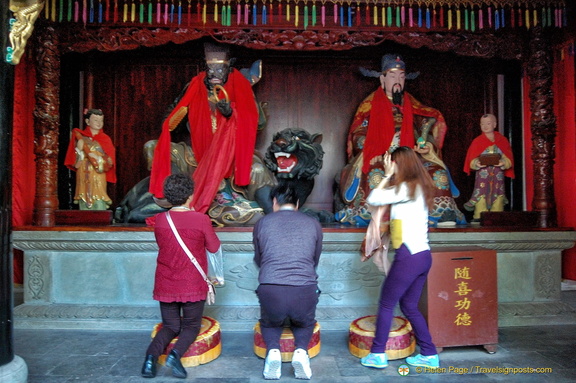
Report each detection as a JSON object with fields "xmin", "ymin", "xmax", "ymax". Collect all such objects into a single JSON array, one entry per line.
[
  {"xmin": 335, "ymin": 54, "xmax": 466, "ymax": 227},
  {"xmin": 148, "ymin": 43, "xmax": 275, "ymax": 223}
]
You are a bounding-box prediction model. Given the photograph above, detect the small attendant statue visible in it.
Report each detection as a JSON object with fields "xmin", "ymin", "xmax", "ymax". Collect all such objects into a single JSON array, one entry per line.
[
  {"xmin": 463, "ymin": 113, "xmax": 514, "ymax": 221},
  {"xmin": 64, "ymin": 109, "xmax": 116, "ymax": 210}
]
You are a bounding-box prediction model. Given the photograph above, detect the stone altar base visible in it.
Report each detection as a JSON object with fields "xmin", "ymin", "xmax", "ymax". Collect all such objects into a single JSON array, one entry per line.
[
  {"xmin": 12, "ymin": 228, "xmax": 576, "ymax": 330},
  {"xmin": 12, "ymin": 304, "xmax": 375, "ymax": 332}
]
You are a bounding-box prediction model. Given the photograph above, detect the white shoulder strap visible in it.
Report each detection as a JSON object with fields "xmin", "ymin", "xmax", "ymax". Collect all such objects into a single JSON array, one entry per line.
[{"xmin": 165, "ymin": 211, "xmax": 209, "ymax": 282}]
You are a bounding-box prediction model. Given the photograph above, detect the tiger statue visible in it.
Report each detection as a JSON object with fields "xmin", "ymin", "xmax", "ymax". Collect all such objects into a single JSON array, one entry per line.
[{"xmin": 264, "ymin": 128, "xmax": 334, "ymax": 223}]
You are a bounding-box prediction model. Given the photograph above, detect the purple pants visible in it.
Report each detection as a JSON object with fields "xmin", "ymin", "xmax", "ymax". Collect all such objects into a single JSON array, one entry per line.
[
  {"xmin": 146, "ymin": 300, "xmax": 205, "ymax": 357},
  {"xmin": 256, "ymin": 284, "xmax": 319, "ymax": 351},
  {"xmin": 371, "ymin": 244, "xmax": 437, "ymax": 356}
]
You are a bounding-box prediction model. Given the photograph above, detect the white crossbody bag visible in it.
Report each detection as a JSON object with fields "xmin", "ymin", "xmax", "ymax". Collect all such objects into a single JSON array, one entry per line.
[{"xmin": 165, "ymin": 212, "xmax": 216, "ymax": 305}]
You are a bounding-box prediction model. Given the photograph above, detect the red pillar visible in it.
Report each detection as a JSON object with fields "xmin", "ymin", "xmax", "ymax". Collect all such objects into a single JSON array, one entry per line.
[{"xmin": 553, "ymin": 46, "xmax": 576, "ymax": 280}]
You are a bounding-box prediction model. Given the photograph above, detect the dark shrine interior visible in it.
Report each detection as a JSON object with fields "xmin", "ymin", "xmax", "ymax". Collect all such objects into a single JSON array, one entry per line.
[{"xmin": 56, "ymin": 39, "xmax": 525, "ymax": 223}]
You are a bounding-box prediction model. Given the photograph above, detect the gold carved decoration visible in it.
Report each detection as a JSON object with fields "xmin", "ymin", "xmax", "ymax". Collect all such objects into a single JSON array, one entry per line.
[{"xmin": 7, "ymin": 0, "xmax": 45, "ymax": 65}]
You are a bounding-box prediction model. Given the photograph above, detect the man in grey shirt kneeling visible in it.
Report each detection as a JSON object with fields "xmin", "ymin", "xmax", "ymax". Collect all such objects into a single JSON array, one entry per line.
[{"xmin": 253, "ymin": 184, "xmax": 323, "ymax": 380}]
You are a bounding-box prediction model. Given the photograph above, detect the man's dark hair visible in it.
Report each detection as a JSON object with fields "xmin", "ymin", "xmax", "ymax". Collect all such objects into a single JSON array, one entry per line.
[
  {"xmin": 271, "ymin": 183, "xmax": 298, "ymax": 206},
  {"xmin": 163, "ymin": 173, "xmax": 195, "ymax": 206},
  {"xmin": 84, "ymin": 108, "xmax": 103, "ymax": 120}
]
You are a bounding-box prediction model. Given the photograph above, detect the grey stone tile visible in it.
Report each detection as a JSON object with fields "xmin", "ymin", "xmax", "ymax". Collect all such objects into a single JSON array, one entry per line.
[
  {"xmin": 185, "ymin": 356, "xmax": 263, "ymax": 378},
  {"xmin": 305, "ymin": 378, "xmax": 372, "ymax": 383},
  {"xmin": 303, "ymin": 355, "xmax": 340, "ymax": 377},
  {"xmin": 28, "ymin": 376, "xmax": 72, "ymax": 383},
  {"xmin": 49, "ymin": 334, "xmax": 114, "ymax": 357},
  {"xmin": 219, "ymin": 330, "xmax": 255, "ymax": 356},
  {"xmin": 537, "ymin": 348, "xmax": 576, "ymax": 369},
  {"xmin": 125, "ymin": 377, "xmax": 179, "ymax": 383},
  {"xmin": 14, "ymin": 329, "xmax": 68, "ymax": 356},
  {"xmin": 66, "ymin": 377, "xmax": 147, "ymax": 383},
  {"xmin": 12, "ymin": 318, "xmax": 576, "ymax": 383},
  {"xmin": 19, "ymin": 354, "xmax": 65, "ymax": 376},
  {"xmin": 46, "ymin": 355, "xmax": 120, "ymax": 377},
  {"xmin": 551, "ymin": 368, "xmax": 576, "ymax": 383},
  {"xmin": 498, "ymin": 325, "xmax": 576, "ymax": 353},
  {"xmin": 107, "ymin": 355, "xmax": 142, "ymax": 377}
]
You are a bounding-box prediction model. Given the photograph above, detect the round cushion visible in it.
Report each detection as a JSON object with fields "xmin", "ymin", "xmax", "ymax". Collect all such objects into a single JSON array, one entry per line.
[
  {"xmin": 349, "ymin": 315, "xmax": 415, "ymax": 360},
  {"xmin": 151, "ymin": 316, "xmax": 221, "ymax": 367},
  {"xmin": 253, "ymin": 322, "xmax": 321, "ymax": 362}
]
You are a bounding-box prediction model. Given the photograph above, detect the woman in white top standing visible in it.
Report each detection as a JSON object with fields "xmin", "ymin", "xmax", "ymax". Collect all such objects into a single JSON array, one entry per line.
[{"xmin": 360, "ymin": 146, "xmax": 440, "ymax": 370}]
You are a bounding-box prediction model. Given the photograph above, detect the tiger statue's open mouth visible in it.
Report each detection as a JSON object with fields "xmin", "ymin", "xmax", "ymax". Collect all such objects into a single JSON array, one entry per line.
[
  {"xmin": 265, "ymin": 128, "xmax": 323, "ymax": 181},
  {"xmin": 274, "ymin": 152, "xmax": 298, "ymax": 173}
]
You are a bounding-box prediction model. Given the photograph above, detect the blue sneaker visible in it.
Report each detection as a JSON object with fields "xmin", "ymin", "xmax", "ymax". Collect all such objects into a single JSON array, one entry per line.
[
  {"xmin": 406, "ymin": 354, "xmax": 440, "ymax": 369},
  {"xmin": 360, "ymin": 352, "xmax": 388, "ymax": 369}
]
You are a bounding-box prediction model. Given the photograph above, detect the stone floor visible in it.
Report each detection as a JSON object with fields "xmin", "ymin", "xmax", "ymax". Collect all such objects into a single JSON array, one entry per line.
[{"xmin": 13, "ymin": 290, "xmax": 576, "ymax": 383}]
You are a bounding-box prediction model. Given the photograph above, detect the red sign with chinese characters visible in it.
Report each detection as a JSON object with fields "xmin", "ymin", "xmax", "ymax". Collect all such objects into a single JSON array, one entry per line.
[{"xmin": 419, "ymin": 246, "xmax": 498, "ymax": 352}]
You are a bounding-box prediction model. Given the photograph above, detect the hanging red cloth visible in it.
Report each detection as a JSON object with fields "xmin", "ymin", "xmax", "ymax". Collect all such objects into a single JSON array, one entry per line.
[
  {"xmin": 149, "ymin": 69, "xmax": 258, "ymax": 213},
  {"xmin": 12, "ymin": 53, "xmax": 37, "ymax": 285},
  {"xmin": 362, "ymin": 88, "xmax": 415, "ymax": 173},
  {"xmin": 191, "ymin": 107, "xmax": 238, "ymax": 213},
  {"xmin": 361, "ymin": 89, "xmax": 447, "ymax": 174},
  {"xmin": 12, "ymin": 53, "xmax": 36, "ymax": 227}
]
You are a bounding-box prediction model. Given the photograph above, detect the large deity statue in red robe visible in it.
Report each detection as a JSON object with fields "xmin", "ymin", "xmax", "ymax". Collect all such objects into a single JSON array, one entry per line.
[
  {"xmin": 335, "ymin": 54, "xmax": 466, "ymax": 227},
  {"xmin": 149, "ymin": 43, "xmax": 275, "ymax": 221}
]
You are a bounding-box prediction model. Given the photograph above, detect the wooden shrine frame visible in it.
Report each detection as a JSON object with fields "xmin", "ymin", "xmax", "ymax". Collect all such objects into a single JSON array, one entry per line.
[{"xmin": 30, "ymin": 20, "xmax": 564, "ymax": 227}]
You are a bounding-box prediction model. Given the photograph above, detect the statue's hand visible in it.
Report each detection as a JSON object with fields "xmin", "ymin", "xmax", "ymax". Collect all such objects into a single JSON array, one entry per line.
[
  {"xmin": 474, "ymin": 158, "xmax": 486, "ymax": 169},
  {"xmin": 413, "ymin": 145, "xmax": 430, "ymax": 155},
  {"xmin": 88, "ymin": 153, "xmax": 104, "ymax": 173},
  {"xmin": 216, "ymin": 99, "xmax": 232, "ymax": 118},
  {"xmin": 369, "ymin": 155, "xmax": 383, "ymax": 166}
]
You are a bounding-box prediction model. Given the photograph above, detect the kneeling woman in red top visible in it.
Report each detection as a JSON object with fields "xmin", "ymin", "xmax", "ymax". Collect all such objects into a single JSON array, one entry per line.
[{"xmin": 141, "ymin": 173, "xmax": 221, "ymax": 379}]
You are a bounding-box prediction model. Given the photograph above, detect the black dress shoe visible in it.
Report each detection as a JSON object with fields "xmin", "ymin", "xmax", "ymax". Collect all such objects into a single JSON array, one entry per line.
[
  {"xmin": 141, "ymin": 354, "xmax": 157, "ymax": 378},
  {"xmin": 166, "ymin": 349, "xmax": 187, "ymax": 379}
]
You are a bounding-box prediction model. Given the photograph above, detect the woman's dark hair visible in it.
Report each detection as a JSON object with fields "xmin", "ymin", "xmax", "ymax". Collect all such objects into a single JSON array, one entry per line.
[
  {"xmin": 163, "ymin": 173, "xmax": 195, "ymax": 206},
  {"xmin": 390, "ymin": 146, "xmax": 436, "ymax": 210},
  {"xmin": 270, "ymin": 183, "xmax": 298, "ymax": 206}
]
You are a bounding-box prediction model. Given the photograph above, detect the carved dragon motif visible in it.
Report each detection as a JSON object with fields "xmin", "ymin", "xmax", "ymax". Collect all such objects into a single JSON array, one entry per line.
[{"xmin": 7, "ymin": 0, "xmax": 45, "ymax": 65}]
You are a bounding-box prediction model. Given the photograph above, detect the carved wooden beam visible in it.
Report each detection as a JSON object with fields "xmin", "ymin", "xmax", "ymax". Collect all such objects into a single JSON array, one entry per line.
[
  {"xmin": 33, "ymin": 23, "xmax": 60, "ymax": 226},
  {"xmin": 57, "ymin": 25, "xmax": 525, "ymax": 60},
  {"xmin": 214, "ymin": 29, "xmax": 526, "ymax": 59},
  {"xmin": 526, "ymin": 26, "xmax": 557, "ymax": 228},
  {"xmin": 58, "ymin": 26, "xmax": 207, "ymax": 53}
]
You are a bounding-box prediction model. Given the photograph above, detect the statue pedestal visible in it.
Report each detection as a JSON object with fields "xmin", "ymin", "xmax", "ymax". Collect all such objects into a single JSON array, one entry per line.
[{"xmin": 55, "ymin": 210, "xmax": 113, "ymax": 225}]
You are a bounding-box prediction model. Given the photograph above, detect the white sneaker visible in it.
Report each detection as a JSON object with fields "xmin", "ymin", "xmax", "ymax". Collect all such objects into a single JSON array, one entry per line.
[
  {"xmin": 291, "ymin": 348, "xmax": 312, "ymax": 380},
  {"xmin": 263, "ymin": 349, "xmax": 282, "ymax": 380}
]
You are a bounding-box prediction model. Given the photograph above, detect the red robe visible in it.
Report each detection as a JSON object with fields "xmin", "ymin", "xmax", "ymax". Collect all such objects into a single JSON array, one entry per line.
[
  {"xmin": 463, "ymin": 131, "xmax": 514, "ymax": 179},
  {"xmin": 64, "ymin": 128, "xmax": 117, "ymax": 183},
  {"xmin": 149, "ymin": 69, "xmax": 258, "ymax": 213},
  {"xmin": 352, "ymin": 89, "xmax": 447, "ymax": 173}
]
